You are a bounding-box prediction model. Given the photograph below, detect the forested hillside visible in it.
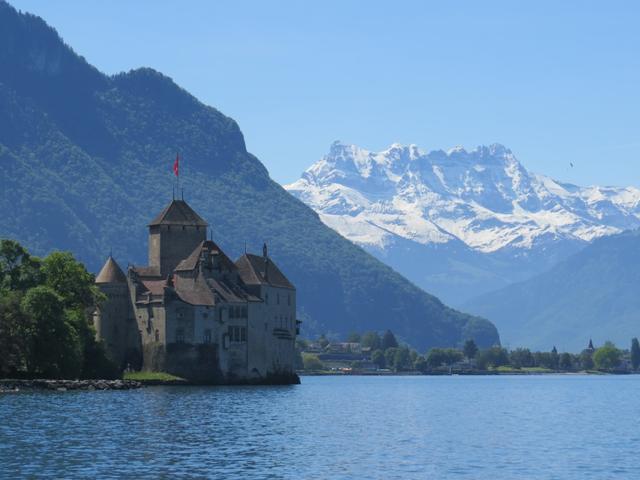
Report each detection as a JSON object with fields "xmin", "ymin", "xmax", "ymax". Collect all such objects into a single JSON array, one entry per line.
[
  {"xmin": 0, "ymin": 1, "xmax": 499, "ymax": 350},
  {"xmin": 464, "ymin": 230, "xmax": 640, "ymax": 351}
]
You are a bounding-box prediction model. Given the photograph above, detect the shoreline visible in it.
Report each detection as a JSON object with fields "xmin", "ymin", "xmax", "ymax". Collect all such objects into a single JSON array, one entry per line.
[
  {"xmin": 0, "ymin": 379, "xmax": 142, "ymax": 392},
  {"xmin": 299, "ymin": 369, "xmax": 630, "ymax": 377},
  {"xmin": 2, "ymin": 370, "xmax": 632, "ymax": 392}
]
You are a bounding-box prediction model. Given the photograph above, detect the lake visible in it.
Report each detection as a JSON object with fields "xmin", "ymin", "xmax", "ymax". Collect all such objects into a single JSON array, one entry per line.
[{"xmin": 1, "ymin": 375, "xmax": 639, "ymax": 479}]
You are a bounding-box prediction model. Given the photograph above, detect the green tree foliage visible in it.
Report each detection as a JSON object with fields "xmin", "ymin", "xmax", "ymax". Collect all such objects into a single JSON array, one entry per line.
[
  {"xmin": 371, "ymin": 349, "xmax": 386, "ymax": 369},
  {"xmin": 42, "ymin": 252, "xmax": 102, "ymax": 309},
  {"xmin": 631, "ymin": 338, "xmax": 640, "ymax": 371},
  {"xmin": 382, "ymin": 330, "xmax": 399, "ymax": 351},
  {"xmin": 393, "ymin": 347, "xmax": 413, "ymax": 372},
  {"xmin": 0, "ymin": 239, "xmax": 42, "ymax": 292},
  {"xmin": 413, "ymin": 356, "xmax": 428, "ymax": 373},
  {"xmin": 384, "ymin": 347, "xmax": 399, "ymax": 369},
  {"xmin": 346, "ymin": 332, "xmax": 361, "ymax": 343},
  {"xmin": 21, "ymin": 286, "xmax": 83, "ymax": 378},
  {"xmin": 302, "ymin": 353, "xmax": 324, "ymax": 371},
  {"xmin": 579, "ymin": 350, "xmax": 594, "ymax": 370},
  {"xmin": 463, "ymin": 339, "xmax": 478, "ymax": 360},
  {"xmin": 361, "ymin": 332, "xmax": 382, "ymax": 350},
  {"xmin": 593, "ymin": 342, "xmax": 622, "ymax": 370},
  {"xmin": 559, "ymin": 352, "xmax": 573, "ymax": 370},
  {"xmin": 476, "ymin": 347, "xmax": 509, "ymax": 370},
  {"xmin": 0, "ymin": 291, "xmax": 31, "ymax": 376},
  {"xmin": 0, "ymin": 240, "xmax": 117, "ymax": 379},
  {"xmin": 409, "ymin": 350, "xmax": 418, "ymax": 364},
  {"xmin": 509, "ymin": 348, "xmax": 534, "ymax": 368},
  {"xmin": 426, "ymin": 348, "xmax": 463, "ymax": 368}
]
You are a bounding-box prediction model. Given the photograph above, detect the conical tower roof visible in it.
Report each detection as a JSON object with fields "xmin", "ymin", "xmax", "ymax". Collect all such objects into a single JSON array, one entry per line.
[
  {"xmin": 96, "ymin": 256, "xmax": 127, "ymax": 284},
  {"xmin": 149, "ymin": 200, "xmax": 208, "ymax": 227}
]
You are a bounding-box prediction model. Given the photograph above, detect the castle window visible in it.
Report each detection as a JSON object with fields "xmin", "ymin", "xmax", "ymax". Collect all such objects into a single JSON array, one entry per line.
[
  {"xmin": 176, "ymin": 328, "xmax": 185, "ymax": 344},
  {"xmin": 227, "ymin": 326, "xmax": 246, "ymax": 343},
  {"xmin": 203, "ymin": 329, "xmax": 212, "ymax": 344},
  {"xmin": 241, "ymin": 306, "xmax": 247, "ymax": 318},
  {"xmin": 155, "ymin": 329, "xmax": 160, "ymax": 342},
  {"xmin": 265, "ymin": 293, "xmax": 269, "ymax": 304}
]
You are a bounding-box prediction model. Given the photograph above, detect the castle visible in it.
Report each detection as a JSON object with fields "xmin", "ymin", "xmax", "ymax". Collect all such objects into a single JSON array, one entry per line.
[{"xmin": 92, "ymin": 199, "xmax": 299, "ymax": 384}]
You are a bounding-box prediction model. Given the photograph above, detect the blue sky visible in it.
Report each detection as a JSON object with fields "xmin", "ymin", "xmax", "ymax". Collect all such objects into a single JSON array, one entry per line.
[{"xmin": 11, "ymin": 0, "xmax": 640, "ymax": 186}]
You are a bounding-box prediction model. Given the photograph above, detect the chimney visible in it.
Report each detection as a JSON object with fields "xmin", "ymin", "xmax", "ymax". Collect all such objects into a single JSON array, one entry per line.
[{"xmin": 263, "ymin": 242, "xmax": 269, "ymax": 282}]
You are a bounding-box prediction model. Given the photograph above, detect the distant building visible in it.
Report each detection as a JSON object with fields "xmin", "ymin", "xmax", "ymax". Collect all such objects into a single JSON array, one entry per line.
[{"xmin": 93, "ymin": 199, "xmax": 299, "ymax": 384}]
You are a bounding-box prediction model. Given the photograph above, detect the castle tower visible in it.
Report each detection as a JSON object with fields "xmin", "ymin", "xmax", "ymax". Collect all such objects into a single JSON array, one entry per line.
[
  {"xmin": 94, "ymin": 255, "xmax": 129, "ymax": 367},
  {"xmin": 148, "ymin": 199, "xmax": 208, "ymax": 277}
]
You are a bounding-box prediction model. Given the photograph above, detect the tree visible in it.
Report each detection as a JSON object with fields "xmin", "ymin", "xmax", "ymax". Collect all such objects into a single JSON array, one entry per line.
[
  {"xmin": 361, "ymin": 331, "xmax": 381, "ymax": 350},
  {"xmin": 579, "ymin": 350, "xmax": 594, "ymax": 370},
  {"xmin": 371, "ymin": 349, "xmax": 386, "ymax": 369},
  {"xmin": 414, "ymin": 356, "xmax": 428, "ymax": 373},
  {"xmin": 302, "ymin": 353, "xmax": 324, "ymax": 371},
  {"xmin": 426, "ymin": 348, "xmax": 463, "ymax": 368},
  {"xmin": 559, "ymin": 352, "xmax": 573, "ymax": 371},
  {"xmin": 346, "ymin": 332, "xmax": 361, "ymax": 343},
  {"xmin": 385, "ymin": 347, "xmax": 399, "ymax": 369},
  {"xmin": 593, "ymin": 342, "xmax": 622, "ymax": 370},
  {"xmin": 409, "ymin": 350, "xmax": 418, "ymax": 364},
  {"xmin": 0, "ymin": 239, "xmax": 42, "ymax": 292},
  {"xmin": 381, "ymin": 330, "xmax": 398, "ymax": 351},
  {"xmin": 393, "ymin": 347, "xmax": 412, "ymax": 372},
  {"xmin": 463, "ymin": 339, "xmax": 478, "ymax": 360},
  {"xmin": 0, "ymin": 291, "xmax": 31, "ymax": 376},
  {"xmin": 21, "ymin": 286, "xmax": 83, "ymax": 378},
  {"xmin": 510, "ymin": 348, "xmax": 534, "ymax": 368},
  {"xmin": 476, "ymin": 347, "xmax": 509, "ymax": 370},
  {"xmin": 631, "ymin": 338, "xmax": 640, "ymax": 371},
  {"xmin": 42, "ymin": 252, "xmax": 102, "ymax": 310},
  {"xmin": 426, "ymin": 348, "xmax": 446, "ymax": 368}
]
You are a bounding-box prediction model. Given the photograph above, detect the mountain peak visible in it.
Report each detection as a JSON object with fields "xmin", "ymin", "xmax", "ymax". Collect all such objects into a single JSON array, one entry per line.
[{"xmin": 286, "ymin": 141, "xmax": 640, "ymax": 255}]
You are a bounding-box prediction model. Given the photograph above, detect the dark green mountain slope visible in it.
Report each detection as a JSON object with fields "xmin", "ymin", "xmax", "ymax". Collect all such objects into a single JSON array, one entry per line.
[
  {"xmin": 463, "ymin": 230, "xmax": 640, "ymax": 352},
  {"xmin": 0, "ymin": 1, "xmax": 498, "ymax": 350}
]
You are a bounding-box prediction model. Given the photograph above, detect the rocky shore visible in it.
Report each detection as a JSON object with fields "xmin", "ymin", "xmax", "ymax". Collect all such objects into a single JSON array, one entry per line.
[{"xmin": 0, "ymin": 379, "xmax": 142, "ymax": 392}]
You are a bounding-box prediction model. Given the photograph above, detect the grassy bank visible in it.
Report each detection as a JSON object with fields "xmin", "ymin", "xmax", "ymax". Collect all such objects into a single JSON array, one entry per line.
[{"xmin": 123, "ymin": 371, "xmax": 186, "ymax": 383}]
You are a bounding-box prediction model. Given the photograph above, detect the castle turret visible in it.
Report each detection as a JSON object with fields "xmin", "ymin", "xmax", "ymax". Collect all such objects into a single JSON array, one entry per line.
[
  {"xmin": 148, "ymin": 200, "xmax": 208, "ymax": 277},
  {"xmin": 93, "ymin": 255, "xmax": 140, "ymax": 368},
  {"xmin": 94, "ymin": 256, "xmax": 130, "ymax": 367}
]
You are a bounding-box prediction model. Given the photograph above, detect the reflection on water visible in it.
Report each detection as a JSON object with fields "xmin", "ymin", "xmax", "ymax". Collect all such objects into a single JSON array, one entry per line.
[{"xmin": 1, "ymin": 375, "xmax": 639, "ymax": 479}]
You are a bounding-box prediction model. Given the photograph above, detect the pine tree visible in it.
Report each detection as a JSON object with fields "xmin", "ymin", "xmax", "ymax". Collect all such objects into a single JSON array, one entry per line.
[
  {"xmin": 463, "ymin": 339, "xmax": 478, "ymax": 359},
  {"xmin": 381, "ymin": 330, "xmax": 398, "ymax": 351}
]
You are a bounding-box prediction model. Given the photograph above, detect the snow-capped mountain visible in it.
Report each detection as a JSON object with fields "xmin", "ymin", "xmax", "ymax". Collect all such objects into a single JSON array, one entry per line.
[{"xmin": 285, "ymin": 142, "xmax": 640, "ymax": 304}]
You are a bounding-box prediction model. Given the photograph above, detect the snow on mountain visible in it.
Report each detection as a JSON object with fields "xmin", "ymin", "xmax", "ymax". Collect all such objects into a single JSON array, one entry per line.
[{"xmin": 286, "ymin": 141, "xmax": 640, "ymax": 256}]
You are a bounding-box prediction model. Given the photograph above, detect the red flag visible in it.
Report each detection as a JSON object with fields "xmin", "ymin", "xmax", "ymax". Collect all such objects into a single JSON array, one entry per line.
[{"xmin": 173, "ymin": 153, "xmax": 179, "ymax": 177}]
